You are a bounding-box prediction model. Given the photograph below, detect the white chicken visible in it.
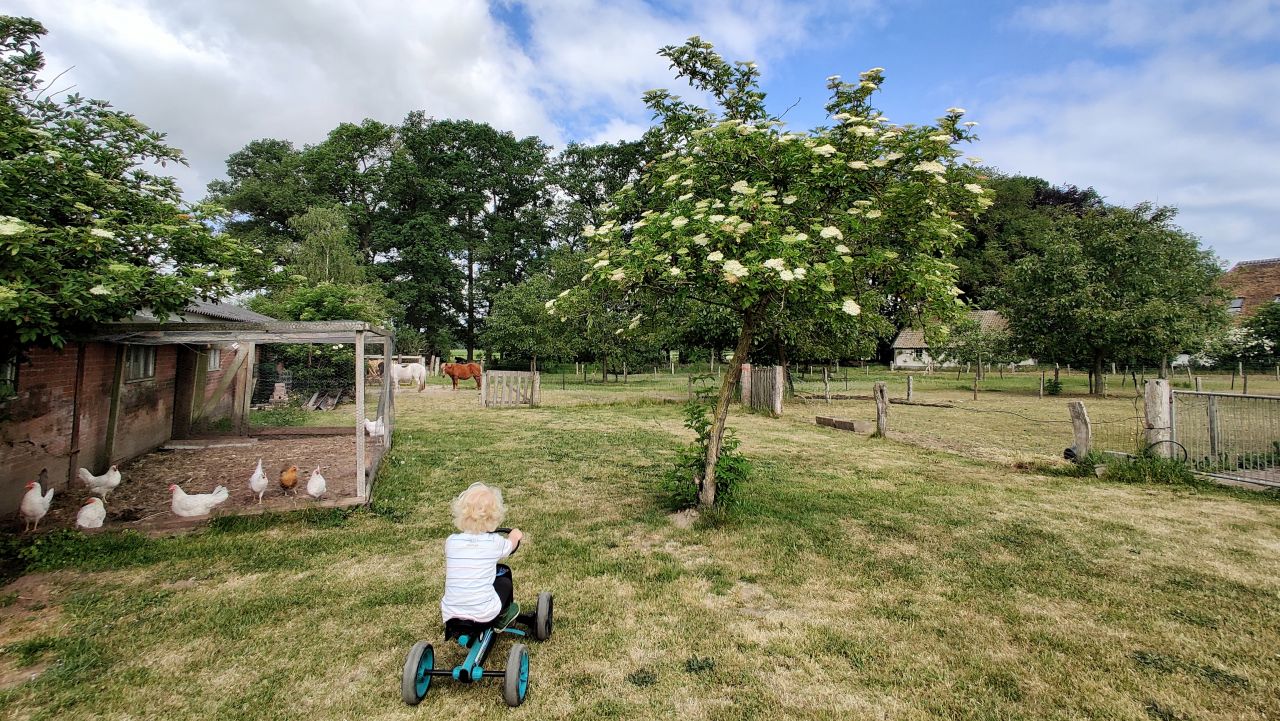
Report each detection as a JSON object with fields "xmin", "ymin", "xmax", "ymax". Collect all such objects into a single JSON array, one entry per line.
[
  {"xmin": 364, "ymin": 417, "xmax": 385, "ymax": 438},
  {"xmin": 76, "ymin": 497, "xmax": 106, "ymax": 529},
  {"xmin": 306, "ymin": 467, "xmax": 327, "ymax": 500},
  {"xmin": 78, "ymin": 465, "xmax": 121, "ymax": 499},
  {"xmin": 248, "ymin": 458, "xmax": 267, "ymax": 504},
  {"xmin": 20, "ymin": 481, "xmax": 54, "ymax": 532},
  {"xmin": 169, "ymin": 483, "xmax": 230, "ymax": 517}
]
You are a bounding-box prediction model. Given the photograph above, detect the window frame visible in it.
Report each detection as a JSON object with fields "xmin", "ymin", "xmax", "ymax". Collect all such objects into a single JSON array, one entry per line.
[
  {"xmin": 124, "ymin": 345, "xmax": 157, "ymax": 382},
  {"xmin": 1228, "ymin": 297, "xmax": 1245, "ymax": 314},
  {"xmin": 206, "ymin": 347, "xmax": 221, "ymax": 372}
]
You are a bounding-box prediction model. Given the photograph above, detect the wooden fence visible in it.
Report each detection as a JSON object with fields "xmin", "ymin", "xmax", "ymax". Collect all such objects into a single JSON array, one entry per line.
[{"xmin": 481, "ymin": 370, "xmax": 540, "ymax": 408}]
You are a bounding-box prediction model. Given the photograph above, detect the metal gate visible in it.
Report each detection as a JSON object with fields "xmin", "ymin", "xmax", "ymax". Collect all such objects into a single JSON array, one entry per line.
[{"xmin": 1172, "ymin": 390, "xmax": 1280, "ymax": 487}]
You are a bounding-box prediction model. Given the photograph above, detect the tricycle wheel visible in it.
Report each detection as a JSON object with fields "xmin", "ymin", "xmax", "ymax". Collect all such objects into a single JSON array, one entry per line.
[
  {"xmin": 502, "ymin": 643, "xmax": 529, "ymax": 707},
  {"xmin": 534, "ymin": 592, "xmax": 554, "ymax": 641},
  {"xmin": 401, "ymin": 640, "xmax": 434, "ymax": 705}
]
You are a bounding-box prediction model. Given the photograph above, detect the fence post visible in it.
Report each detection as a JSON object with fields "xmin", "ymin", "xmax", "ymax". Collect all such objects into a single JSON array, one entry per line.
[
  {"xmin": 1207, "ymin": 396, "xmax": 1220, "ymax": 457},
  {"xmin": 1068, "ymin": 400, "xmax": 1091, "ymax": 458},
  {"xmin": 823, "ymin": 367, "xmax": 831, "ymax": 403},
  {"xmin": 1039, "ymin": 370, "xmax": 1045, "ymax": 398},
  {"xmin": 1144, "ymin": 379, "xmax": 1172, "ymax": 457},
  {"xmin": 771, "ymin": 365, "xmax": 784, "ymax": 417},
  {"xmin": 740, "ymin": 363, "xmax": 752, "ymax": 406},
  {"xmin": 873, "ymin": 381, "xmax": 889, "ymax": 437},
  {"xmin": 1194, "ymin": 376, "xmax": 1202, "ymax": 392},
  {"xmin": 479, "ymin": 370, "xmax": 487, "ymax": 406},
  {"xmin": 1242, "ymin": 370, "xmax": 1248, "ymax": 395},
  {"xmin": 972, "ymin": 373, "xmax": 978, "ymax": 401},
  {"xmin": 907, "ymin": 374, "xmax": 914, "ymax": 402}
]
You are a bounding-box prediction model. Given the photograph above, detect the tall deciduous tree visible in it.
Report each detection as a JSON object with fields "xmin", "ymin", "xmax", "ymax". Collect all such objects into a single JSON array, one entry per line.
[
  {"xmin": 998, "ymin": 204, "xmax": 1226, "ymax": 394},
  {"xmin": 559, "ymin": 38, "xmax": 988, "ymax": 505},
  {"xmin": 287, "ymin": 205, "xmax": 365, "ymax": 284},
  {"xmin": 0, "ymin": 16, "xmax": 244, "ymax": 351}
]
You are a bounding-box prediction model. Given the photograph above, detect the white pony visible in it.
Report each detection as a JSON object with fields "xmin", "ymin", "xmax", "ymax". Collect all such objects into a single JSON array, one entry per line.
[{"xmin": 391, "ymin": 362, "xmax": 428, "ymax": 392}]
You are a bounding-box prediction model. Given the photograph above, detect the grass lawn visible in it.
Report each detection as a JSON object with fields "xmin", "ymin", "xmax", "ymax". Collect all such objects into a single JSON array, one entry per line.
[{"xmin": 2, "ymin": 384, "xmax": 1278, "ymax": 720}]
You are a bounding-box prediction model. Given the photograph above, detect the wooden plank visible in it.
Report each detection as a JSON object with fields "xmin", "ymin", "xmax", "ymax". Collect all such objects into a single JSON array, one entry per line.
[
  {"xmin": 66, "ymin": 343, "xmax": 87, "ymax": 484},
  {"xmin": 102, "ymin": 344, "xmax": 126, "ymax": 467},
  {"xmin": 355, "ymin": 330, "xmax": 366, "ymax": 499},
  {"xmin": 1143, "ymin": 379, "xmax": 1171, "ymax": 456},
  {"xmin": 533, "ymin": 371, "xmax": 540, "ymax": 406},
  {"xmin": 816, "ymin": 416, "xmax": 875, "ymax": 434},
  {"xmin": 194, "ymin": 343, "xmax": 251, "ymax": 425}
]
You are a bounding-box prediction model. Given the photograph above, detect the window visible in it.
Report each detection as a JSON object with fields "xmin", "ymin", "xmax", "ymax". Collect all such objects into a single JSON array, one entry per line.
[
  {"xmin": 0, "ymin": 357, "xmax": 16, "ymax": 398},
  {"xmin": 1228, "ymin": 297, "xmax": 1244, "ymax": 314},
  {"xmin": 206, "ymin": 348, "xmax": 221, "ymax": 371},
  {"xmin": 125, "ymin": 345, "xmax": 156, "ymax": 381}
]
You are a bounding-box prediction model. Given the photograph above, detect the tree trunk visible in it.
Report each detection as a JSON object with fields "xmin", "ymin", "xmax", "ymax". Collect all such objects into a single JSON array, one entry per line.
[
  {"xmin": 699, "ymin": 311, "xmax": 758, "ymax": 507},
  {"xmin": 465, "ymin": 238, "xmax": 476, "ymax": 362},
  {"xmin": 1092, "ymin": 352, "xmax": 1105, "ymax": 396}
]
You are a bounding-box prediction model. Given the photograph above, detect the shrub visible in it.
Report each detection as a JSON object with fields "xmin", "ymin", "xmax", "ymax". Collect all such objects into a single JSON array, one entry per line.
[
  {"xmin": 658, "ymin": 402, "xmax": 751, "ymax": 510},
  {"xmin": 1044, "ymin": 378, "xmax": 1063, "ymax": 395},
  {"xmin": 251, "ymin": 405, "xmax": 308, "ymax": 427}
]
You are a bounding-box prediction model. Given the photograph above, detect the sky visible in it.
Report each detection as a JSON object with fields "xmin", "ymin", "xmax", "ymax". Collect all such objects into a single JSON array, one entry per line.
[{"xmin": 11, "ymin": 0, "xmax": 1280, "ymax": 265}]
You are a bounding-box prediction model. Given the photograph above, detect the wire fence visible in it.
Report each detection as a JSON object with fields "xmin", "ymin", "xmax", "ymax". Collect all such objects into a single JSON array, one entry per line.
[{"xmin": 1173, "ymin": 391, "xmax": 1280, "ymax": 486}]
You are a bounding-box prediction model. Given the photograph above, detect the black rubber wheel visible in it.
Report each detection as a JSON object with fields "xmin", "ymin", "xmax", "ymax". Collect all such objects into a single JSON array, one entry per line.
[
  {"xmin": 401, "ymin": 640, "xmax": 434, "ymax": 706},
  {"xmin": 502, "ymin": 644, "xmax": 529, "ymax": 707},
  {"xmin": 534, "ymin": 592, "xmax": 554, "ymax": 641}
]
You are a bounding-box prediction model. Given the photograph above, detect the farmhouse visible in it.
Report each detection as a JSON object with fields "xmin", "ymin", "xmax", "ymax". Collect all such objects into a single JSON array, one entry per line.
[
  {"xmin": 890, "ymin": 310, "xmax": 1029, "ymax": 371},
  {"xmin": 1221, "ymin": 257, "xmax": 1280, "ymax": 321}
]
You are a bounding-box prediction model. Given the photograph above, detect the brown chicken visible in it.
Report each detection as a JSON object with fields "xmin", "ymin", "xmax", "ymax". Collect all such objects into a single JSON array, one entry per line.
[{"xmin": 279, "ymin": 465, "xmax": 299, "ymax": 495}]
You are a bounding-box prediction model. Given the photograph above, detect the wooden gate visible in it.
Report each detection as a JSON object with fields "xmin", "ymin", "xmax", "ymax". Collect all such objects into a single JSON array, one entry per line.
[
  {"xmin": 747, "ymin": 365, "xmax": 784, "ymax": 417},
  {"xmin": 481, "ymin": 370, "xmax": 541, "ymax": 408}
]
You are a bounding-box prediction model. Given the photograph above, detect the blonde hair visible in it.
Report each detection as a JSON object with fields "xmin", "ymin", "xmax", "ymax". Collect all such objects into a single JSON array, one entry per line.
[{"xmin": 451, "ymin": 482, "xmax": 506, "ymax": 534}]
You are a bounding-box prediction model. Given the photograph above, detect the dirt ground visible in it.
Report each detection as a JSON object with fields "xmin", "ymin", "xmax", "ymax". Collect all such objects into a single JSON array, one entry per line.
[{"xmin": 28, "ymin": 435, "xmax": 373, "ymax": 532}]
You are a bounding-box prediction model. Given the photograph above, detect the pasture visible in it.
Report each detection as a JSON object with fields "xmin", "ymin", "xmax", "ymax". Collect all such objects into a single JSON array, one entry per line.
[{"xmin": 1, "ymin": 376, "xmax": 1278, "ymax": 720}]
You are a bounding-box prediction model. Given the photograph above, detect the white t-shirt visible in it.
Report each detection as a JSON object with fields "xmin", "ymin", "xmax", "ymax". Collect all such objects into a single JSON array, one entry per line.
[{"xmin": 440, "ymin": 532, "xmax": 515, "ymax": 622}]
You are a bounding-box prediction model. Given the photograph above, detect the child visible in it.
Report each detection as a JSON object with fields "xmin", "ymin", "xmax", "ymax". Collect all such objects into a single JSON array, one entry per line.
[{"xmin": 440, "ymin": 482, "xmax": 524, "ymax": 627}]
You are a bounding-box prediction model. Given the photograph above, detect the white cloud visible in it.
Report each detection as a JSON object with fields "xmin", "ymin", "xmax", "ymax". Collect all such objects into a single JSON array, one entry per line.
[
  {"xmin": 975, "ymin": 1, "xmax": 1280, "ymax": 264},
  {"xmin": 582, "ymin": 118, "xmax": 648, "ymax": 146},
  {"xmin": 1014, "ymin": 0, "xmax": 1280, "ymax": 48},
  {"xmin": 15, "ymin": 0, "xmax": 557, "ymax": 199}
]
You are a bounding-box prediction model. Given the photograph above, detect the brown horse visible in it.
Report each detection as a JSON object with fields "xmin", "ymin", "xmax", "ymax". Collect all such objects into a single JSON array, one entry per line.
[{"xmin": 442, "ymin": 362, "xmax": 483, "ymax": 390}]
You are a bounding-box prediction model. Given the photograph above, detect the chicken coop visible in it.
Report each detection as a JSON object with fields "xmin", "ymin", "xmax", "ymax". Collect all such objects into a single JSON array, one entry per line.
[{"xmin": 10, "ymin": 320, "xmax": 397, "ymax": 532}]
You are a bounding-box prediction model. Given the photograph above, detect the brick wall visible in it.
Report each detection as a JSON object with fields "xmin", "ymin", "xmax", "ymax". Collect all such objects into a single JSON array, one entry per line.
[{"xmin": 0, "ymin": 343, "xmax": 184, "ymax": 516}]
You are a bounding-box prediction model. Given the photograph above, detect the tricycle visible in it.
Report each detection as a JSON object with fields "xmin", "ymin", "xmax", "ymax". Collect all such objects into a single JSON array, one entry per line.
[{"xmin": 401, "ymin": 528, "xmax": 553, "ymax": 707}]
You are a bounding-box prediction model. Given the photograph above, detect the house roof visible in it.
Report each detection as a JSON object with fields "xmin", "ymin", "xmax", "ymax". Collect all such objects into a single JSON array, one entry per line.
[
  {"xmin": 1222, "ymin": 257, "xmax": 1280, "ymax": 321},
  {"xmin": 892, "ymin": 310, "xmax": 1008, "ymax": 349},
  {"xmin": 182, "ymin": 299, "xmax": 275, "ymax": 323}
]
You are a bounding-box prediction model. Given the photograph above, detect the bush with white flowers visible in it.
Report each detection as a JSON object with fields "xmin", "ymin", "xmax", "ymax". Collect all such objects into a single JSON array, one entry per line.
[{"xmin": 557, "ymin": 37, "xmax": 989, "ymax": 506}]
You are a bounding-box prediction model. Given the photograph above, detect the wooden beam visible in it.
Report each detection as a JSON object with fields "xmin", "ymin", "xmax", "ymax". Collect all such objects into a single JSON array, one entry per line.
[
  {"xmin": 102, "ymin": 345, "xmax": 126, "ymax": 467},
  {"xmin": 193, "ymin": 343, "xmax": 251, "ymax": 426},
  {"xmin": 355, "ymin": 330, "xmax": 366, "ymax": 499},
  {"xmin": 66, "ymin": 343, "xmax": 87, "ymax": 483}
]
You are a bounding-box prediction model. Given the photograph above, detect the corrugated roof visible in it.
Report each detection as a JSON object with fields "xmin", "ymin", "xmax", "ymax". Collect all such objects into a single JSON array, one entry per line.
[
  {"xmin": 892, "ymin": 310, "xmax": 1007, "ymax": 349},
  {"xmin": 183, "ymin": 299, "xmax": 276, "ymax": 323}
]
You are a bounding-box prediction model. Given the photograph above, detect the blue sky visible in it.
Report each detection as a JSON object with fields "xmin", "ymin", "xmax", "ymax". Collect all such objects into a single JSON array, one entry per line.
[{"xmin": 13, "ymin": 0, "xmax": 1280, "ymax": 264}]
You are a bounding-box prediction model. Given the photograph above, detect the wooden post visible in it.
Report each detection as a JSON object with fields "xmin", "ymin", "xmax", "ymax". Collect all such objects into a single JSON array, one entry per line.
[
  {"xmin": 532, "ymin": 371, "xmax": 540, "ymax": 407},
  {"xmin": 670, "ymin": 360, "xmax": 675, "ymax": 375},
  {"xmin": 1242, "ymin": 371, "xmax": 1248, "ymax": 396},
  {"xmin": 233, "ymin": 344, "xmax": 254, "ymax": 435},
  {"xmin": 740, "ymin": 362, "xmax": 752, "ymax": 406},
  {"xmin": 1038, "ymin": 370, "xmax": 1045, "ymax": 398},
  {"xmin": 972, "ymin": 373, "xmax": 978, "ymax": 401},
  {"xmin": 1232, "ymin": 362, "xmax": 1239, "ymax": 389},
  {"xmin": 1143, "ymin": 379, "xmax": 1172, "ymax": 457},
  {"xmin": 383, "ymin": 334, "xmax": 394, "ymax": 449},
  {"xmin": 480, "ymin": 369, "xmax": 488, "ymax": 405},
  {"xmin": 906, "ymin": 374, "xmax": 914, "ymax": 402},
  {"xmin": 872, "ymin": 381, "xmax": 889, "ymax": 437},
  {"xmin": 1068, "ymin": 401, "xmax": 1091, "ymax": 458},
  {"xmin": 1207, "ymin": 396, "xmax": 1221, "ymax": 458},
  {"xmin": 66, "ymin": 343, "xmax": 87, "ymax": 485},
  {"xmin": 771, "ymin": 365, "xmax": 784, "ymax": 417},
  {"xmin": 355, "ymin": 331, "xmax": 367, "ymax": 499},
  {"xmin": 687, "ymin": 376, "xmax": 693, "ymax": 400},
  {"xmin": 623, "ymin": 362, "xmax": 628, "ymax": 384},
  {"xmin": 844, "ymin": 370, "xmax": 849, "ymax": 391},
  {"xmin": 823, "ymin": 367, "xmax": 830, "ymax": 403},
  {"xmin": 102, "ymin": 345, "xmax": 126, "ymax": 467},
  {"xmin": 1194, "ymin": 376, "xmax": 1202, "ymax": 392}
]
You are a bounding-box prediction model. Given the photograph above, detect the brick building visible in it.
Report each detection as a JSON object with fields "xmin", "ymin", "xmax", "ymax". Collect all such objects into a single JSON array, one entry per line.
[
  {"xmin": 1222, "ymin": 257, "xmax": 1280, "ymax": 322},
  {"xmin": 0, "ymin": 301, "xmax": 273, "ymax": 516}
]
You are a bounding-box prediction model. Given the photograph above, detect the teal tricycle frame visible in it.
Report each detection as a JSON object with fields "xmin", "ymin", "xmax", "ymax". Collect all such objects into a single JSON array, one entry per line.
[{"xmin": 401, "ymin": 529, "xmax": 553, "ymax": 708}]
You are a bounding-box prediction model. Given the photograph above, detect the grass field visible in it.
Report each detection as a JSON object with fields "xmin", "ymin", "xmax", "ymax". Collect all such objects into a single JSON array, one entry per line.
[{"xmin": 2, "ymin": 378, "xmax": 1279, "ymax": 720}]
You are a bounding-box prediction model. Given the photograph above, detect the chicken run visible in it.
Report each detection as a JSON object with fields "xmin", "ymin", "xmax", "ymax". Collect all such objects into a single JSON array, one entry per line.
[
  {"xmin": 23, "ymin": 436, "xmax": 375, "ymax": 532},
  {"xmin": 10, "ymin": 321, "xmax": 396, "ymax": 534}
]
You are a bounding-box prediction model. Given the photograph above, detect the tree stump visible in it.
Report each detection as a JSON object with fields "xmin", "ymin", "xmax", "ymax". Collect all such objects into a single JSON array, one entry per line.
[{"xmin": 873, "ymin": 381, "xmax": 889, "ymax": 437}]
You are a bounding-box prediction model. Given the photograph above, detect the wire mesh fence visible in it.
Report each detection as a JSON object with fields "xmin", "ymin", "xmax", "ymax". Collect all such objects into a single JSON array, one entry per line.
[{"xmin": 1173, "ymin": 391, "xmax": 1280, "ymax": 486}]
